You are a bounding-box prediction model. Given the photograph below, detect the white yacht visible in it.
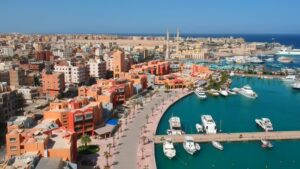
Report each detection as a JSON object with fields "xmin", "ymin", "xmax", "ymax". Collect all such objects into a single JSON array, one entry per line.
[
  {"xmin": 167, "ymin": 117, "xmax": 184, "ymax": 135},
  {"xmin": 163, "ymin": 139, "xmax": 176, "ymax": 159},
  {"xmin": 227, "ymin": 89, "xmax": 237, "ymax": 95},
  {"xmin": 194, "ymin": 87, "xmax": 207, "ymax": 99},
  {"xmin": 183, "ymin": 136, "xmax": 200, "ymax": 155},
  {"xmin": 247, "ymin": 57, "xmax": 264, "ymax": 64},
  {"xmin": 238, "ymin": 85, "xmax": 258, "ymax": 99},
  {"xmin": 283, "ymin": 75, "xmax": 297, "ymax": 82},
  {"xmin": 292, "ymin": 82, "xmax": 300, "ymax": 89},
  {"xmin": 276, "ymin": 48, "xmax": 300, "ymax": 56},
  {"xmin": 255, "ymin": 118, "xmax": 273, "ymax": 131},
  {"xmin": 195, "ymin": 123, "xmax": 203, "ymax": 133},
  {"xmin": 212, "ymin": 141, "xmax": 223, "ymax": 150},
  {"xmin": 219, "ymin": 88, "xmax": 228, "ymax": 96},
  {"xmin": 201, "ymin": 115, "xmax": 217, "ymax": 134},
  {"xmin": 265, "ymin": 58, "xmax": 274, "ymax": 62},
  {"xmin": 278, "ymin": 56, "xmax": 293, "ymax": 63}
]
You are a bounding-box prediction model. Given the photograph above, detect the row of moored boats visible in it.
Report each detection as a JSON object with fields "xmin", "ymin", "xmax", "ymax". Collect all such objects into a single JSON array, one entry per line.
[
  {"xmin": 195, "ymin": 85, "xmax": 258, "ymax": 99},
  {"xmin": 163, "ymin": 115, "xmax": 274, "ymax": 159}
]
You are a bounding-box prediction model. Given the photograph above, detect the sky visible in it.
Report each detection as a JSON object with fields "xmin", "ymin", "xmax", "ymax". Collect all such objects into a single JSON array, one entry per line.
[{"xmin": 1, "ymin": 0, "xmax": 300, "ymax": 34}]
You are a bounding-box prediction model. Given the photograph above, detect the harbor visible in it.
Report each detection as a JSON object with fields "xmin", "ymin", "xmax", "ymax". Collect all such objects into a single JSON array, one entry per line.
[{"xmin": 155, "ymin": 76, "xmax": 300, "ymax": 169}]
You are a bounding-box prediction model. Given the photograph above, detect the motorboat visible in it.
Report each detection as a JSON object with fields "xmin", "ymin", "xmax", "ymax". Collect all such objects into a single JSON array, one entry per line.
[
  {"xmin": 167, "ymin": 116, "xmax": 184, "ymax": 135},
  {"xmin": 227, "ymin": 89, "xmax": 237, "ymax": 95},
  {"xmin": 238, "ymin": 85, "xmax": 258, "ymax": 99},
  {"xmin": 163, "ymin": 139, "xmax": 176, "ymax": 159},
  {"xmin": 255, "ymin": 118, "xmax": 273, "ymax": 131},
  {"xmin": 261, "ymin": 139, "xmax": 273, "ymax": 149},
  {"xmin": 212, "ymin": 141, "xmax": 223, "ymax": 150},
  {"xmin": 219, "ymin": 88, "xmax": 228, "ymax": 96},
  {"xmin": 201, "ymin": 115, "xmax": 217, "ymax": 134},
  {"xmin": 278, "ymin": 56, "xmax": 293, "ymax": 63},
  {"xmin": 292, "ymin": 82, "xmax": 300, "ymax": 89},
  {"xmin": 208, "ymin": 89, "xmax": 220, "ymax": 96},
  {"xmin": 183, "ymin": 136, "xmax": 201, "ymax": 155},
  {"xmin": 194, "ymin": 87, "xmax": 207, "ymax": 100},
  {"xmin": 195, "ymin": 123, "xmax": 203, "ymax": 133},
  {"xmin": 229, "ymin": 71, "xmax": 235, "ymax": 77},
  {"xmin": 232, "ymin": 87, "xmax": 240, "ymax": 92},
  {"xmin": 247, "ymin": 57, "xmax": 264, "ymax": 64},
  {"xmin": 265, "ymin": 58, "xmax": 274, "ymax": 62},
  {"xmin": 276, "ymin": 48, "xmax": 300, "ymax": 56},
  {"xmin": 283, "ymin": 75, "xmax": 297, "ymax": 83}
]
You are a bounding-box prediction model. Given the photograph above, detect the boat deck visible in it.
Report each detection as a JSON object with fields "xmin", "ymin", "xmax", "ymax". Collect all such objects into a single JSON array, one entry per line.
[{"xmin": 153, "ymin": 131, "xmax": 300, "ymax": 143}]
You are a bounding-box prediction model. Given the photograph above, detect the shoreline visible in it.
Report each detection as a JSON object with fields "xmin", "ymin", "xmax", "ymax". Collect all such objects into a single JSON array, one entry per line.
[{"xmin": 136, "ymin": 89, "xmax": 193, "ymax": 169}]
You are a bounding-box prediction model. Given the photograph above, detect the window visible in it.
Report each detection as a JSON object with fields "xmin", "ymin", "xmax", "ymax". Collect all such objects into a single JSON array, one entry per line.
[
  {"xmin": 9, "ymin": 138, "xmax": 16, "ymax": 142},
  {"xmin": 85, "ymin": 113, "xmax": 93, "ymax": 120},
  {"xmin": 10, "ymin": 146, "xmax": 17, "ymax": 150},
  {"xmin": 75, "ymin": 115, "xmax": 83, "ymax": 122}
]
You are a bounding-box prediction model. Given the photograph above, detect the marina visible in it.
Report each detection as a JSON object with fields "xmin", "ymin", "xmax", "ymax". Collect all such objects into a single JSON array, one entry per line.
[{"xmin": 155, "ymin": 77, "xmax": 300, "ymax": 169}]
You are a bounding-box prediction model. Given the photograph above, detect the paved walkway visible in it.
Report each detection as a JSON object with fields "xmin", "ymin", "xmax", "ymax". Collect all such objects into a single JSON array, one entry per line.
[{"xmin": 114, "ymin": 89, "xmax": 184, "ymax": 169}]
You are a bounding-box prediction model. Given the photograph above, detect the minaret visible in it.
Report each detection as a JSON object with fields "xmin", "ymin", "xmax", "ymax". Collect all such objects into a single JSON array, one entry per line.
[
  {"xmin": 165, "ymin": 29, "xmax": 170, "ymax": 60},
  {"xmin": 176, "ymin": 28, "xmax": 180, "ymax": 52}
]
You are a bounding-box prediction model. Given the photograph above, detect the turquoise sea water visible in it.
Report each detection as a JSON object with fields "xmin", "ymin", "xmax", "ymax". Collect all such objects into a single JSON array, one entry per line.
[{"xmin": 155, "ymin": 77, "xmax": 300, "ymax": 169}]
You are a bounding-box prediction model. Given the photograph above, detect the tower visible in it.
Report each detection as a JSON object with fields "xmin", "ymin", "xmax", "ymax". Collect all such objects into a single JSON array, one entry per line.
[
  {"xmin": 176, "ymin": 28, "xmax": 180, "ymax": 52},
  {"xmin": 165, "ymin": 29, "xmax": 170, "ymax": 60}
]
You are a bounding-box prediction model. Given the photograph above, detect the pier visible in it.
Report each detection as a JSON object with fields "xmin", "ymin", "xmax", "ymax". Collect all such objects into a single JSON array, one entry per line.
[{"xmin": 153, "ymin": 131, "xmax": 300, "ymax": 143}]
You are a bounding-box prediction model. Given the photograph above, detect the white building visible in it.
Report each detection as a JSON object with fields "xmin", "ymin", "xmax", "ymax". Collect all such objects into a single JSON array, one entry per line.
[
  {"xmin": 0, "ymin": 47, "xmax": 14, "ymax": 57},
  {"xmin": 88, "ymin": 59, "xmax": 106, "ymax": 79},
  {"xmin": 53, "ymin": 49, "xmax": 64, "ymax": 58},
  {"xmin": 17, "ymin": 86, "xmax": 39, "ymax": 103},
  {"xmin": 54, "ymin": 61, "xmax": 88, "ymax": 85}
]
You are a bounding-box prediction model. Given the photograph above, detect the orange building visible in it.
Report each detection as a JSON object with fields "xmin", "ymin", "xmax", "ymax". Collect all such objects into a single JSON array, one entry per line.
[
  {"xmin": 191, "ymin": 64, "xmax": 213, "ymax": 78},
  {"xmin": 97, "ymin": 79, "xmax": 133, "ymax": 104},
  {"xmin": 43, "ymin": 97, "xmax": 103, "ymax": 136},
  {"xmin": 42, "ymin": 70, "xmax": 65, "ymax": 98},
  {"xmin": 5, "ymin": 127, "xmax": 77, "ymax": 162},
  {"xmin": 130, "ymin": 60, "xmax": 170, "ymax": 75},
  {"xmin": 112, "ymin": 50, "xmax": 127, "ymax": 78}
]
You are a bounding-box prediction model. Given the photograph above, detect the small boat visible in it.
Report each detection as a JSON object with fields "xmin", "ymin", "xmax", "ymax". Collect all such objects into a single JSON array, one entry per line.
[
  {"xmin": 201, "ymin": 115, "xmax": 217, "ymax": 134},
  {"xmin": 238, "ymin": 85, "xmax": 258, "ymax": 99},
  {"xmin": 255, "ymin": 118, "xmax": 273, "ymax": 131},
  {"xmin": 219, "ymin": 88, "xmax": 228, "ymax": 96},
  {"xmin": 292, "ymin": 82, "xmax": 300, "ymax": 89},
  {"xmin": 212, "ymin": 141, "xmax": 223, "ymax": 150},
  {"xmin": 283, "ymin": 75, "xmax": 297, "ymax": 83},
  {"xmin": 167, "ymin": 116, "xmax": 185, "ymax": 135},
  {"xmin": 194, "ymin": 87, "xmax": 207, "ymax": 100},
  {"xmin": 229, "ymin": 71, "xmax": 235, "ymax": 77},
  {"xmin": 208, "ymin": 89, "xmax": 220, "ymax": 96},
  {"xmin": 265, "ymin": 58, "xmax": 274, "ymax": 62},
  {"xmin": 163, "ymin": 139, "xmax": 176, "ymax": 159},
  {"xmin": 261, "ymin": 139, "xmax": 273, "ymax": 149},
  {"xmin": 195, "ymin": 123, "xmax": 203, "ymax": 133},
  {"xmin": 183, "ymin": 136, "xmax": 201, "ymax": 155},
  {"xmin": 232, "ymin": 87, "xmax": 240, "ymax": 92},
  {"xmin": 227, "ymin": 89, "xmax": 237, "ymax": 95}
]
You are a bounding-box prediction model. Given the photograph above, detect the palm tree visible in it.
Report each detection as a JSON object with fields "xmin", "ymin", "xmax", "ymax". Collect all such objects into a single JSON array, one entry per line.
[
  {"xmin": 107, "ymin": 143, "xmax": 112, "ymax": 154},
  {"xmin": 80, "ymin": 134, "xmax": 91, "ymax": 148},
  {"xmin": 104, "ymin": 151, "xmax": 111, "ymax": 167}
]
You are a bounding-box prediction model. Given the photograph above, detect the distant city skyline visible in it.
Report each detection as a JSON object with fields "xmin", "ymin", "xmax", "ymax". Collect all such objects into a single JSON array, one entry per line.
[{"xmin": 1, "ymin": 0, "xmax": 300, "ymax": 34}]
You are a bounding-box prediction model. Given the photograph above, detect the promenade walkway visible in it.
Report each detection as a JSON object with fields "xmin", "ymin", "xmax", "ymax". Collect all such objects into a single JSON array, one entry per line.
[
  {"xmin": 154, "ymin": 131, "xmax": 300, "ymax": 143},
  {"xmin": 114, "ymin": 88, "xmax": 182, "ymax": 169}
]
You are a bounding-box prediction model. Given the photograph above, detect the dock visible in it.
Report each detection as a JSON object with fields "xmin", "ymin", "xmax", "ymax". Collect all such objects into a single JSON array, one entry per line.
[{"xmin": 153, "ymin": 131, "xmax": 300, "ymax": 143}]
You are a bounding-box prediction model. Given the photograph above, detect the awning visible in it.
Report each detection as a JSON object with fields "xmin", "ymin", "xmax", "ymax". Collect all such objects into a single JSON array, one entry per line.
[
  {"xmin": 106, "ymin": 119, "xmax": 118, "ymax": 125},
  {"xmin": 94, "ymin": 124, "xmax": 116, "ymax": 136}
]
